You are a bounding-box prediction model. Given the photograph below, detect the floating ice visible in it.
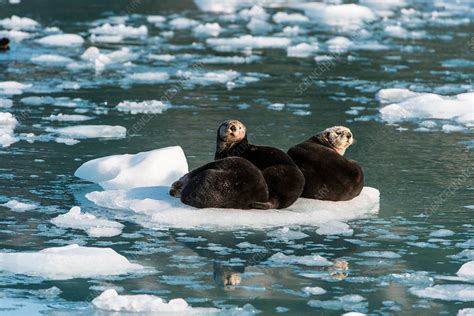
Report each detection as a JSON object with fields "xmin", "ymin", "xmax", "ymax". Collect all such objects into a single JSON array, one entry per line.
[
  {"xmin": 273, "ymin": 12, "xmax": 309, "ymax": 24},
  {"xmin": 198, "ymin": 55, "xmax": 261, "ymax": 64},
  {"xmin": 287, "ymin": 43, "xmax": 318, "ymax": 58},
  {"xmin": 47, "ymin": 114, "xmax": 92, "ymax": 122},
  {"xmin": 0, "ymin": 244, "xmax": 144, "ymax": 280},
  {"xmin": 267, "ymin": 252, "xmax": 332, "ymax": 267},
  {"xmin": 177, "ymin": 69, "xmax": 240, "ymax": 86},
  {"xmin": 267, "ymin": 227, "xmax": 309, "ymax": 240},
  {"xmin": 377, "ymin": 89, "xmax": 473, "ymax": 129},
  {"xmin": 93, "ymin": 289, "xmax": 219, "ymax": 313},
  {"xmin": 193, "ymin": 23, "xmax": 221, "ymax": 37},
  {"xmin": 117, "ymin": 100, "xmax": 170, "ymax": 114},
  {"xmin": 295, "ymin": 3, "xmax": 376, "ymax": 29},
  {"xmin": 458, "ymin": 308, "xmax": 474, "ymax": 316},
  {"xmin": 410, "ymin": 284, "xmax": 474, "ymax": 302},
  {"xmin": 0, "ymin": 99, "xmax": 12, "ymax": 108},
  {"xmin": 383, "ymin": 25, "xmax": 425, "ymax": 39},
  {"xmin": 87, "ymin": 186, "xmax": 379, "ymax": 230},
  {"xmin": 127, "ymin": 72, "xmax": 170, "ymax": 83},
  {"xmin": 0, "ymin": 112, "xmax": 18, "ymax": 147},
  {"xmin": 207, "ymin": 35, "xmax": 290, "ymax": 52},
  {"xmin": 75, "ymin": 146, "xmax": 188, "ymax": 190},
  {"xmin": 441, "ymin": 59, "xmax": 474, "ymax": 68},
  {"xmin": 316, "ymin": 221, "xmax": 354, "ymax": 236},
  {"xmin": 247, "ymin": 18, "xmax": 273, "ymax": 35},
  {"xmin": 359, "ymin": 251, "xmax": 401, "ymax": 259},
  {"xmin": 89, "ymin": 23, "xmax": 148, "ymax": 38},
  {"xmin": 430, "ymin": 229, "xmax": 455, "ymax": 237},
  {"xmin": 76, "ymin": 46, "xmax": 137, "ymax": 71},
  {"xmin": 308, "ymin": 294, "xmax": 367, "ymax": 312},
  {"xmin": 31, "ymin": 54, "xmax": 74, "ymax": 66},
  {"xmin": 0, "ymin": 81, "xmax": 32, "ymax": 95},
  {"xmin": 457, "ymin": 261, "xmax": 474, "ymax": 280},
  {"xmin": 36, "ymin": 34, "xmax": 85, "ymax": 46},
  {"xmin": 239, "ymin": 5, "xmax": 269, "ymax": 21},
  {"xmin": 302, "ymin": 286, "xmax": 327, "ymax": 295},
  {"xmin": 1, "ymin": 199, "xmax": 37, "ymax": 211},
  {"xmin": 326, "ymin": 37, "xmax": 353, "ymax": 53},
  {"xmin": 169, "ymin": 17, "xmax": 198, "ymax": 30},
  {"xmin": 0, "ymin": 15, "xmax": 39, "ymax": 30},
  {"xmin": 48, "ymin": 125, "xmax": 126, "ymax": 139},
  {"xmin": 146, "ymin": 15, "xmax": 166, "ymax": 25},
  {"xmin": 193, "ymin": 0, "xmax": 248, "ymax": 13},
  {"xmin": 51, "ymin": 206, "xmax": 124, "ymax": 237},
  {"xmin": 0, "ymin": 29, "xmax": 31, "ymax": 41}
]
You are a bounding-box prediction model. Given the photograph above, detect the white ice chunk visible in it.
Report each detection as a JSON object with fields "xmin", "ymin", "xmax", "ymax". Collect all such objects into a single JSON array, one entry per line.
[
  {"xmin": 326, "ymin": 36, "xmax": 353, "ymax": 53},
  {"xmin": 308, "ymin": 294, "xmax": 367, "ymax": 311},
  {"xmin": 267, "ymin": 252, "xmax": 332, "ymax": 267},
  {"xmin": 0, "ymin": 244, "xmax": 144, "ymax": 280},
  {"xmin": 117, "ymin": 100, "xmax": 170, "ymax": 114},
  {"xmin": 0, "ymin": 112, "xmax": 18, "ymax": 147},
  {"xmin": 1, "ymin": 199, "xmax": 37, "ymax": 211},
  {"xmin": 247, "ymin": 18, "xmax": 273, "ymax": 35},
  {"xmin": 296, "ymin": 3, "xmax": 376, "ymax": 28},
  {"xmin": 0, "ymin": 99, "xmax": 13, "ymax": 108},
  {"xmin": 127, "ymin": 72, "xmax": 170, "ymax": 83},
  {"xmin": 0, "ymin": 29, "xmax": 31, "ymax": 41},
  {"xmin": 0, "ymin": 15, "xmax": 39, "ymax": 30},
  {"xmin": 176, "ymin": 70, "xmax": 241, "ymax": 86},
  {"xmin": 36, "ymin": 34, "xmax": 84, "ymax": 46},
  {"xmin": 359, "ymin": 251, "xmax": 401, "ymax": 259},
  {"xmin": 51, "ymin": 206, "xmax": 124, "ymax": 237},
  {"xmin": 316, "ymin": 221, "xmax": 354, "ymax": 236},
  {"xmin": 92, "ymin": 289, "xmax": 218, "ymax": 313},
  {"xmin": 169, "ymin": 17, "xmax": 198, "ymax": 30},
  {"xmin": 303, "ymin": 286, "xmax": 327, "ymax": 295},
  {"xmin": 89, "ymin": 24, "xmax": 147, "ymax": 38},
  {"xmin": 198, "ymin": 55, "xmax": 261, "ymax": 64},
  {"xmin": 457, "ymin": 261, "xmax": 474, "ymax": 280},
  {"xmin": 458, "ymin": 308, "xmax": 474, "ymax": 316},
  {"xmin": 207, "ymin": 35, "xmax": 290, "ymax": 52},
  {"xmin": 47, "ymin": 114, "xmax": 92, "ymax": 122},
  {"xmin": 31, "ymin": 54, "xmax": 74, "ymax": 66},
  {"xmin": 239, "ymin": 5, "xmax": 269, "ymax": 21},
  {"xmin": 0, "ymin": 81, "xmax": 32, "ymax": 95},
  {"xmin": 410, "ymin": 284, "xmax": 474, "ymax": 301},
  {"xmin": 430, "ymin": 229, "xmax": 455, "ymax": 237},
  {"xmin": 287, "ymin": 42, "xmax": 318, "ymax": 57},
  {"xmin": 146, "ymin": 15, "xmax": 166, "ymax": 25},
  {"xmin": 273, "ymin": 12, "xmax": 309, "ymax": 24},
  {"xmin": 267, "ymin": 227, "xmax": 309, "ymax": 240},
  {"xmin": 75, "ymin": 146, "xmax": 188, "ymax": 190},
  {"xmin": 193, "ymin": 0, "xmax": 249, "ymax": 13},
  {"xmin": 193, "ymin": 23, "xmax": 221, "ymax": 37},
  {"xmin": 48, "ymin": 125, "xmax": 126, "ymax": 139}
]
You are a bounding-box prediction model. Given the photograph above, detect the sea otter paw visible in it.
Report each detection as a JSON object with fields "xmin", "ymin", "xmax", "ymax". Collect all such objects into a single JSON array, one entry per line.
[{"xmin": 250, "ymin": 201, "xmax": 273, "ymax": 210}]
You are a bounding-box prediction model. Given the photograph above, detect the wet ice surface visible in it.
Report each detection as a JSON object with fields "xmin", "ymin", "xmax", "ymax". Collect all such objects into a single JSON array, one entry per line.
[{"xmin": 0, "ymin": 0, "xmax": 473, "ymax": 314}]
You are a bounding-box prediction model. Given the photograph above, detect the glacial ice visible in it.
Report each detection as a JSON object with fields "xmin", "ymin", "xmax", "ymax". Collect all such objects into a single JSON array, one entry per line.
[
  {"xmin": 0, "ymin": 15, "xmax": 39, "ymax": 30},
  {"xmin": 287, "ymin": 43, "xmax": 318, "ymax": 58},
  {"xmin": 273, "ymin": 12, "xmax": 309, "ymax": 24},
  {"xmin": 75, "ymin": 146, "xmax": 188, "ymax": 190},
  {"xmin": 316, "ymin": 221, "xmax": 354, "ymax": 236},
  {"xmin": 0, "ymin": 112, "xmax": 18, "ymax": 147},
  {"xmin": 0, "ymin": 99, "xmax": 13, "ymax": 108},
  {"xmin": 308, "ymin": 294, "xmax": 368, "ymax": 312},
  {"xmin": 31, "ymin": 54, "xmax": 75, "ymax": 66},
  {"xmin": 0, "ymin": 81, "xmax": 32, "ymax": 95},
  {"xmin": 47, "ymin": 114, "xmax": 92, "ymax": 122},
  {"xmin": 92, "ymin": 289, "xmax": 219, "ymax": 313},
  {"xmin": 89, "ymin": 23, "xmax": 148, "ymax": 38},
  {"xmin": 36, "ymin": 34, "xmax": 85, "ymax": 46},
  {"xmin": 193, "ymin": 23, "xmax": 221, "ymax": 37},
  {"xmin": 51, "ymin": 206, "xmax": 124, "ymax": 237},
  {"xmin": 1, "ymin": 199, "xmax": 37, "ymax": 211},
  {"xmin": 48, "ymin": 125, "xmax": 126, "ymax": 139},
  {"xmin": 410, "ymin": 284, "xmax": 474, "ymax": 301},
  {"xmin": 127, "ymin": 72, "xmax": 170, "ymax": 83},
  {"xmin": 0, "ymin": 244, "xmax": 144, "ymax": 280},
  {"xmin": 206, "ymin": 35, "xmax": 290, "ymax": 52},
  {"xmin": 169, "ymin": 17, "xmax": 198, "ymax": 30},
  {"xmin": 116, "ymin": 100, "xmax": 170, "ymax": 114},
  {"xmin": 266, "ymin": 252, "xmax": 332, "ymax": 267},
  {"xmin": 359, "ymin": 251, "xmax": 401, "ymax": 259},
  {"xmin": 0, "ymin": 29, "xmax": 31, "ymax": 41},
  {"xmin": 457, "ymin": 261, "xmax": 474, "ymax": 280}
]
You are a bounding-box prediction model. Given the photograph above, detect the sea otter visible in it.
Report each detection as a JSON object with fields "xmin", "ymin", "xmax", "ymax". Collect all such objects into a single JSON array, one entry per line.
[
  {"xmin": 287, "ymin": 126, "xmax": 364, "ymax": 201},
  {"xmin": 0, "ymin": 38, "xmax": 10, "ymax": 51},
  {"xmin": 170, "ymin": 156, "xmax": 269, "ymax": 209},
  {"xmin": 215, "ymin": 120, "xmax": 305, "ymax": 209}
]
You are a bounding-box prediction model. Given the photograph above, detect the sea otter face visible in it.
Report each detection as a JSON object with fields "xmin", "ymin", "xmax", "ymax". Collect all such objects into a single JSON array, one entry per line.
[
  {"xmin": 317, "ymin": 126, "xmax": 353, "ymax": 155},
  {"xmin": 217, "ymin": 119, "xmax": 246, "ymax": 144}
]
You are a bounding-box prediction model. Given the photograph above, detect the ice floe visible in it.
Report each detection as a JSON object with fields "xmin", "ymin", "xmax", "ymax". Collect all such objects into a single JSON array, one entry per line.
[
  {"xmin": 430, "ymin": 229, "xmax": 455, "ymax": 237},
  {"xmin": 31, "ymin": 54, "xmax": 74, "ymax": 66},
  {"xmin": 316, "ymin": 221, "xmax": 354, "ymax": 236},
  {"xmin": 458, "ymin": 308, "xmax": 474, "ymax": 316},
  {"xmin": 267, "ymin": 227, "xmax": 309, "ymax": 240},
  {"xmin": 273, "ymin": 12, "xmax": 309, "ymax": 24},
  {"xmin": 308, "ymin": 294, "xmax": 368, "ymax": 312},
  {"xmin": 302, "ymin": 286, "xmax": 327, "ymax": 295},
  {"xmin": 267, "ymin": 252, "xmax": 332, "ymax": 267},
  {"xmin": 92, "ymin": 289, "xmax": 219, "ymax": 313},
  {"xmin": 75, "ymin": 146, "xmax": 188, "ymax": 190},
  {"xmin": 117, "ymin": 100, "xmax": 170, "ymax": 114},
  {"xmin": 48, "ymin": 125, "xmax": 126, "ymax": 139},
  {"xmin": 0, "ymin": 244, "xmax": 144, "ymax": 280},
  {"xmin": 0, "ymin": 29, "xmax": 31, "ymax": 41},
  {"xmin": 127, "ymin": 72, "xmax": 170, "ymax": 83},
  {"xmin": 36, "ymin": 34, "xmax": 85, "ymax": 46},
  {"xmin": 193, "ymin": 23, "xmax": 221, "ymax": 37},
  {"xmin": 0, "ymin": 112, "xmax": 18, "ymax": 147},
  {"xmin": 376, "ymin": 89, "xmax": 473, "ymax": 131},
  {"xmin": 206, "ymin": 35, "xmax": 290, "ymax": 52},
  {"xmin": 51, "ymin": 206, "xmax": 124, "ymax": 237},
  {"xmin": 410, "ymin": 284, "xmax": 474, "ymax": 301},
  {"xmin": 457, "ymin": 261, "xmax": 474, "ymax": 280},
  {"xmin": 287, "ymin": 43, "xmax": 318, "ymax": 58},
  {"xmin": 47, "ymin": 114, "xmax": 92, "ymax": 122},
  {"xmin": 1, "ymin": 199, "xmax": 37, "ymax": 211},
  {"xmin": 0, "ymin": 99, "xmax": 12, "ymax": 108},
  {"xmin": 359, "ymin": 251, "xmax": 401, "ymax": 259},
  {"xmin": 169, "ymin": 17, "xmax": 198, "ymax": 30},
  {"xmin": 89, "ymin": 23, "xmax": 148, "ymax": 38},
  {"xmin": 0, "ymin": 15, "xmax": 39, "ymax": 30},
  {"xmin": 0, "ymin": 81, "xmax": 32, "ymax": 95}
]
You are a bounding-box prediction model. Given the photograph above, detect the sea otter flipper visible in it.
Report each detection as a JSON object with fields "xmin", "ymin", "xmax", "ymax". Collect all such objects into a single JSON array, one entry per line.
[{"xmin": 249, "ymin": 201, "xmax": 273, "ymax": 210}]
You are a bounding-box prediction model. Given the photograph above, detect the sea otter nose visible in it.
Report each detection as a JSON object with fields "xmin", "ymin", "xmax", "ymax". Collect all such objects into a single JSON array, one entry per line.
[
  {"xmin": 347, "ymin": 133, "xmax": 352, "ymax": 139},
  {"xmin": 230, "ymin": 125, "xmax": 237, "ymax": 132}
]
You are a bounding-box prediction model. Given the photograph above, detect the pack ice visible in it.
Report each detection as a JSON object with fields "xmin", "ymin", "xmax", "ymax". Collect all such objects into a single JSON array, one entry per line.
[
  {"xmin": 0, "ymin": 244, "xmax": 144, "ymax": 280},
  {"xmin": 77, "ymin": 146, "xmax": 379, "ymax": 230}
]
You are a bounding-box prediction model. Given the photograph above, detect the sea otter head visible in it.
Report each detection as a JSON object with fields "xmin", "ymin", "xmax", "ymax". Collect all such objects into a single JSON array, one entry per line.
[
  {"xmin": 315, "ymin": 126, "xmax": 353, "ymax": 155},
  {"xmin": 0, "ymin": 38, "xmax": 10, "ymax": 50},
  {"xmin": 215, "ymin": 120, "xmax": 247, "ymax": 156}
]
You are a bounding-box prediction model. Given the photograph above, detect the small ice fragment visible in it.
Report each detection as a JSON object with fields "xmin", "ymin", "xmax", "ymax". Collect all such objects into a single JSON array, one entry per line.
[{"xmin": 2, "ymin": 199, "xmax": 37, "ymax": 211}]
